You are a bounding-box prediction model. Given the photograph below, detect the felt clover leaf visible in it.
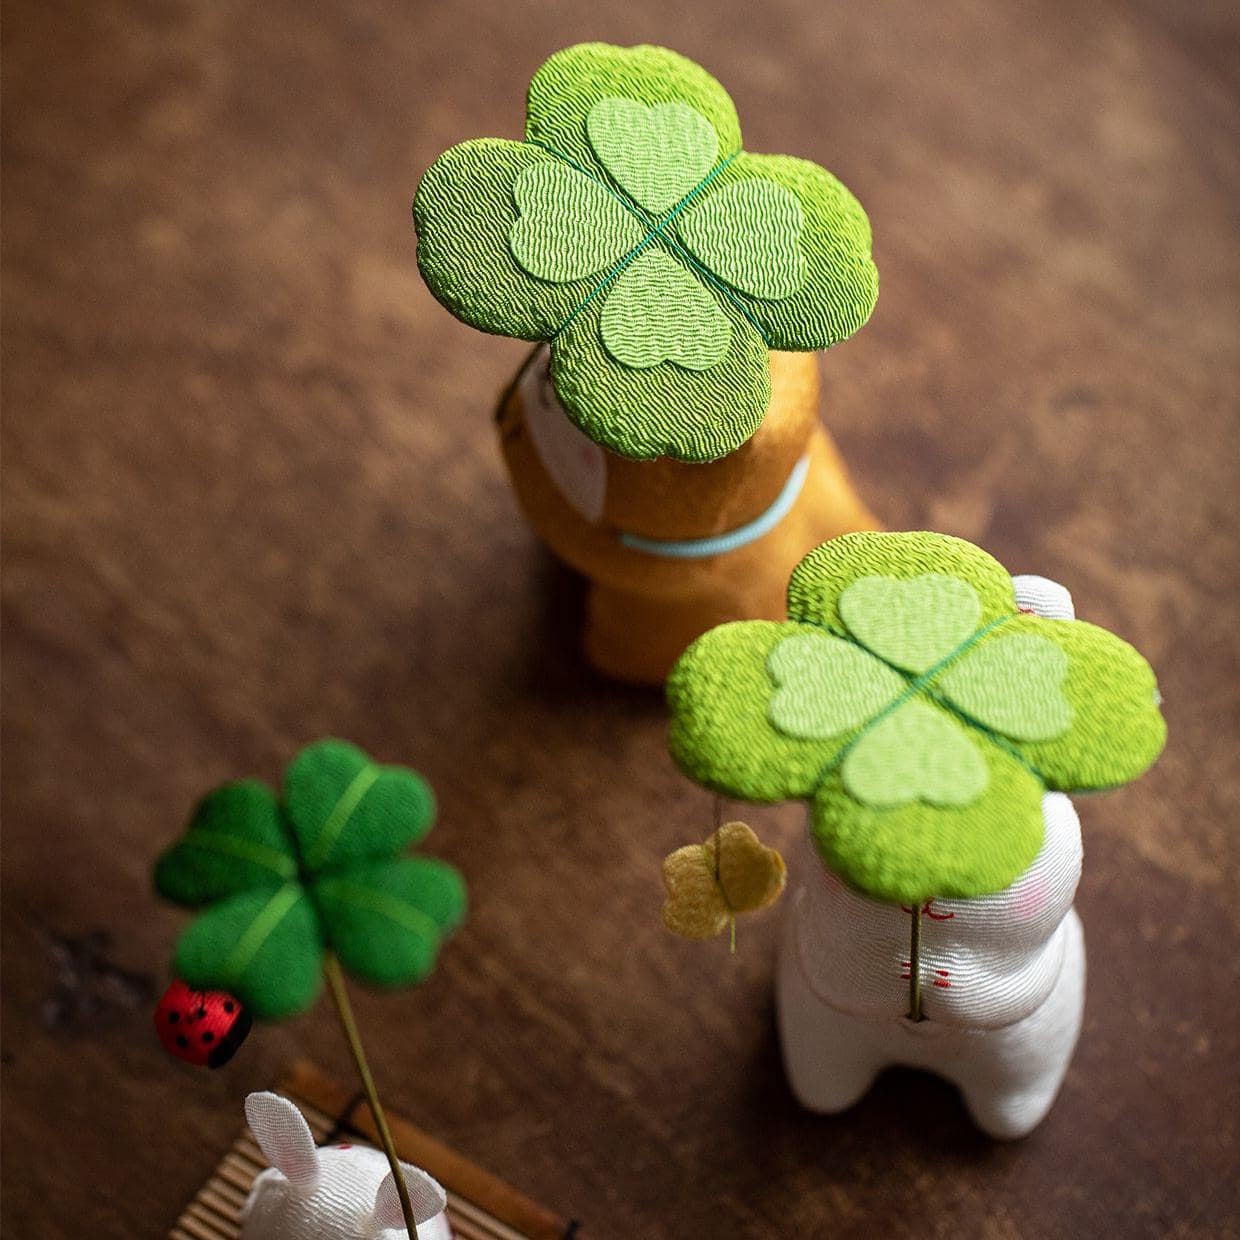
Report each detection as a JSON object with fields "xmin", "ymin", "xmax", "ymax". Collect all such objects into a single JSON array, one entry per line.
[
  {"xmin": 155, "ymin": 740, "xmax": 466, "ymax": 1020},
  {"xmin": 414, "ymin": 42, "xmax": 877, "ymax": 462},
  {"xmin": 666, "ymin": 532, "xmax": 1166, "ymax": 903},
  {"xmin": 661, "ymin": 822, "xmax": 787, "ymax": 943}
]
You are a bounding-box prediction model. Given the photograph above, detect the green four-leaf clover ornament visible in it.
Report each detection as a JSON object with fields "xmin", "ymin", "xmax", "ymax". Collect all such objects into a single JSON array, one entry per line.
[
  {"xmin": 414, "ymin": 43, "xmax": 878, "ymax": 462},
  {"xmin": 666, "ymin": 532, "xmax": 1166, "ymax": 902},
  {"xmin": 154, "ymin": 740, "xmax": 466, "ymax": 1019}
]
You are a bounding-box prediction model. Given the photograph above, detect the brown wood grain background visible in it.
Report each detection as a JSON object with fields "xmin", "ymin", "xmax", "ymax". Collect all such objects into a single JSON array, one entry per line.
[{"xmin": 3, "ymin": 2, "xmax": 1238, "ymax": 1236}]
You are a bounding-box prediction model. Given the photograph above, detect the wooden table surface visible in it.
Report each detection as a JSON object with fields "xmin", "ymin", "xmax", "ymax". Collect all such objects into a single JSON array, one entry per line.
[{"xmin": 3, "ymin": 2, "xmax": 1238, "ymax": 1236}]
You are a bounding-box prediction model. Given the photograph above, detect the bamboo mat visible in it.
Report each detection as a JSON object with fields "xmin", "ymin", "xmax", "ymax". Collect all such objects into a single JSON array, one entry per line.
[{"xmin": 170, "ymin": 1061, "xmax": 577, "ymax": 1239}]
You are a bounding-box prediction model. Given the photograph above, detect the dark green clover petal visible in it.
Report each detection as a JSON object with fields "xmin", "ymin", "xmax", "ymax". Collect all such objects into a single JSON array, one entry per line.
[
  {"xmin": 724, "ymin": 153, "xmax": 877, "ymax": 350},
  {"xmin": 284, "ymin": 740, "xmax": 436, "ymax": 874},
  {"xmin": 551, "ymin": 288, "xmax": 771, "ymax": 461},
  {"xmin": 173, "ymin": 884, "xmax": 323, "ymax": 1020},
  {"xmin": 811, "ymin": 744, "xmax": 1046, "ymax": 903},
  {"xmin": 787, "ymin": 532, "xmax": 1017, "ymax": 631},
  {"xmin": 525, "ymin": 43, "xmax": 741, "ymax": 179},
  {"xmin": 314, "ymin": 858, "xmax": 466, "ymax": 988},
  {"xmin": 668, "ymin": 619, "xmax": 849, "ymax": 801},
  {"xmin": 415, "ymin": 139, "xmax": 591, "ymax": 341},
  {"xmin": 992, "ymin": 614, "xmax": 1166, "ymax": 791},
  {"xmin": 154, "ymin": 780, "xmax": 296, "ymax": 907}
]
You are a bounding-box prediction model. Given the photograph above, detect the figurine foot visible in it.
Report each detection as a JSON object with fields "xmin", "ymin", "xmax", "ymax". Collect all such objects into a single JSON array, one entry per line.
[
  {"xmin": 952, "ymin": 910, "xmax": 1086, "ymax": 1139},
  {"xmin": 777, "ymin": 905, "xmax": 881, "ymax": 1112}
]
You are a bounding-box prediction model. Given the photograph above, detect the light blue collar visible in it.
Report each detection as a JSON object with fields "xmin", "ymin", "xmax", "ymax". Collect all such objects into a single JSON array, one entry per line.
[{"xmin": 617, "ymin": 454, "xmax": 811, "ymax": 559}]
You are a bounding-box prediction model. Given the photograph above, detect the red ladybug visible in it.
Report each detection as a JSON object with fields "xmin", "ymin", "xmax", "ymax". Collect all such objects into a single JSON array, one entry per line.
[{"xmin": 154, "ymin": 980, "xmax": 251, "ymax": 1068}]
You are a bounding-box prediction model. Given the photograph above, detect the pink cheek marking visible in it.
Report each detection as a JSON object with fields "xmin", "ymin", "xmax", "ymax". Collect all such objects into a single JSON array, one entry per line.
[
  {"xmin": 335, "ymin": 1143, "xmax": 353, "ymax": 1150},
  {"xmin": 1013, "ymin": 880, "xmax": 1048, "ymax": 920}
]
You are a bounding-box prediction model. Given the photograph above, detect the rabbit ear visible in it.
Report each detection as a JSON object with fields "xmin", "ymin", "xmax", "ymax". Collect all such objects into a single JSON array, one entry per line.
[
  {"xmin": 244, "ymin": 1092, "xmax": 320, "ymax": 1191},
  {"xmin": 372, "ymin": 1162, "xmax": 447, "ymax": 1229}
]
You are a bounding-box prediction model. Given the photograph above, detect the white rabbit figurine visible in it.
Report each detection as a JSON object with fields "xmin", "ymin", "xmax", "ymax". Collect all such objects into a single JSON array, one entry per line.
[
  {"xmin": 242, "ymin": 1092, "xmax": 452, "ymax": 1239},
  {"xmin": 776, "ymin": 576, "xmax": 1087, "ymax": 1140}
]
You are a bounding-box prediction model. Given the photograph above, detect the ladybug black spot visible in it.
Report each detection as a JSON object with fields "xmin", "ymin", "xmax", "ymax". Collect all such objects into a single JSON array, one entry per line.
[
  {"xmin": 168, "ymin": 1012, "xmax": 180, "ymax": 1023},
  {"xmin": 196, "ymin": 1007, "xmax": 207, "ymax": 1019},
  {"xmin": 201, "ymin": 1032, "xmax": 215, "ymax": 1044},
  {"xmin": 175, "ymin": 1035, "xmax": 189, "ymax": 1048},
  {"xmin": 223, "ymin": 1001, "xmax": 235, "ymax": 1013}
]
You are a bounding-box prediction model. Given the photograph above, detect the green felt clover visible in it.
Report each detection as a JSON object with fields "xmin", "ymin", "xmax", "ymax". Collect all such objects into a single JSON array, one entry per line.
[
  {"xmin": 154, "ymin": 740, "xmax": 466, "ymax": 1020},
  {"xmin": 666, "ymin": 532, "xmax": 1166, "ymax": 902},
  {"xmin": 414, "ymin": 42, "xmax": 878, "ymax": 462}
]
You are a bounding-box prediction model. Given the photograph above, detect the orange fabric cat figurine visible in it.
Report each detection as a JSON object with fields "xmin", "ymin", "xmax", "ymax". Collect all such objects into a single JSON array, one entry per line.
[{"xmin": 498, "ymin": 347, "xmax": 878, "ymax": 683}]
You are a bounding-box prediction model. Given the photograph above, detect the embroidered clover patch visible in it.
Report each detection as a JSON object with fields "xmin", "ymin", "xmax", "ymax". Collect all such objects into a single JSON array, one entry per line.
[
  {"xmin": 414, "ymin": 42, "xmax": 877, "ymax": 463},
  {"xmin": 154, "ymin": 740, "xmax": 465, "ymax": 1019},
  {"xmin": 666, "ymin": 532, "xmax": 1166, "ymax": 902}
]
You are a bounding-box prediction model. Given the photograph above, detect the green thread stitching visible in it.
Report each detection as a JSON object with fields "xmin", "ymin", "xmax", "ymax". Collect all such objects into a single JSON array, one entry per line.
[
  {"xmin": 222, "ymin": 881, "xmax": 302, "ymax": 984},
  {"xmin": 320, "ymin": 879, "xmax": 441, "ymax": 942},
  {"xmin": 306, "ymin": 763, "xmax": 380, "ymax": 869},
  {"xmin": 809, "ymin": 613, "xmax": 1052, "ymax": 791},
  {"xmin": 550, "ymin": 151, "xmax": 743, "ymax": 341},
  {"xmin": 528, "ymin": 138, "xmax": 654, "ymax": 227},
  {"xmin": 526, "ymin": 140, "xmax": 772, "ymax": 341},
  {"xmin": 181, "ymin": 830, "xmax": 297, "ymax": 881}
]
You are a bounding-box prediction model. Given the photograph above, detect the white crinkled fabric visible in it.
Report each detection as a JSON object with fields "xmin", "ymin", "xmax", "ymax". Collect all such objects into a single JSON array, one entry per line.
[{"xmin": 776, "ymin": 575, "xmax": 1088, "ymax": 1139}]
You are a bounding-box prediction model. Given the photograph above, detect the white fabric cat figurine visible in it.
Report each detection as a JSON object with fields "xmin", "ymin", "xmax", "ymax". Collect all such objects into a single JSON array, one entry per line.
[
  {"xmin": 241, "ymin": 1092, "xmax": 452, "ymax": 1239},
  {"xmin": 776, "ymin": 576, "xmax": 1086, "ymax": 1139}
]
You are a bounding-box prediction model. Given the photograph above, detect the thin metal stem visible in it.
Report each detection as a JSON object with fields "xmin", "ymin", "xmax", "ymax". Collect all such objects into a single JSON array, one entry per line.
[
  {"xmin": 907, "ymin": 904, "xmax": 924, "ymax": 1022},
  {"xmin": 322, "ymin": 954, "xmax": 417, "ymax": 1238}
]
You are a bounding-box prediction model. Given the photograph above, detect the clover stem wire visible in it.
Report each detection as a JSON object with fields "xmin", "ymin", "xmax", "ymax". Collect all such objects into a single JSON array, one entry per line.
[
  {"xmin": 323, "ymin": 954, "xmax": 418, "ymax": 1239},
  {"xmin": 907, "ymin": 904, "xmax": 924, "ymax": 1023}
]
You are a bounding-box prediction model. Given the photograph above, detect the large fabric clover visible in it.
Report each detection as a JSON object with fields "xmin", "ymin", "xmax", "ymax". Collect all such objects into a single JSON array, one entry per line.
[
  {"xmin": 154, "ymin": 740, "xmax": 466, "ymax": 1020},
  {"xmin": 414, "ymin": 42, "xmax": 877, "ymax": 463},
  {"xmin": 666, "ymin": 532, "xmax": 1166, "ymax": 903}
]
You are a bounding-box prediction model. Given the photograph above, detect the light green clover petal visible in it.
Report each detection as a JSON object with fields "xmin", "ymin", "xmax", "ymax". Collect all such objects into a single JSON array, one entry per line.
[
  {"xmin": 416, "ymin": 139, "xmax": 591, "ymax": 340},
  {"xmin": 839, "ymin": 573, "xmax": 983, "ymax": 674},
  {"xmin": 788, "ymin": 532, "xmax": 1017, "ymax": 632},
  {"xmin": 551, "ymin": 278, "xmax": 769, "ymax": 460},
  {"xmin": 587, "ymin": 97, "xmax": 718, "ymax": 214},
  {"xmin": 668, "ymin": 620, "xmax": 851, "ymax": 800},
  {"xmin": 724, "ymin": 152, "xmax": 877, "ymax": 349},
  {"xmin": 842, "ymin": 701, "xmax": 988, "ymax": 808},
  {"xmin": 939, "ymin": 633, "xmax": 1072, "ymax": 741},
  {"xmin": 767, "ymin": 632, "xmax": 903, "ymax": 738},
  {"xmin": 678, "ymin": 178, "xmax": 805, "ymax": 300},
  {"xmin": 510, "ymin": 161, "xmax": 642, "ymax": 283},
  {"xmin": 996, "ymin": 615, "xmax": 1166, "ymax": 790},
  {"xmin": 812, "ymin": 744, "xmax": 1045, "ymax": 902},
  {"xmin": 525, "ymin": 43, "xmax": 740, "ymax": 179},
  {"xmin": 173, "ymin": 884, "xmax": 324, "ymax": 1021},
  {"xmin": 314, "ymin": 858, "xmax": 467, "ymax": 989},
  {"xmin": 600, "ymin": 250, "xmax": 730, "ymax": 371}
]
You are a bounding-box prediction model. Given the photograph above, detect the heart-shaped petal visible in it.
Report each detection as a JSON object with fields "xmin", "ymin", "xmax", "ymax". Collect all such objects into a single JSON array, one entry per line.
[
  {"xmin": 587, "ymin": 97, "xmax": 719, "ymax": 214},
  {"xmin": 510, "ymin": 161, "xmax": 642, "ymax": 283},
  {"xmin": 155, "ymin": 780, "xmax": 297, "ymax": 907},
  {"xmin": 600, "ymin": 249, "xmax": 730, "ymax": 370},
  {"xmin": 661, "ymin": 822, "xmax": 786, "ymax": 940},
  {"xmin": 840, "ymin": 574, "xmax": 983, "ymax": 674},
  {"xmin": 767, "ymin": 631, "xmax": 904, "ymax": 739},
  {"xmin": 284, "ymin": 740, "xmax": 436, "ymax": 874},
  {"xmin": 678, "ymin": 178, "xmax": 805, "ymax": 300},
  {"xmin": 173, "ymin": 884, "xmax": 324, "ymax": 1020},
  {"xmin": 842, "ymin": 701, "xmax": 988, "ymax": 808},
  {"xmin": 938, "ymin": 633, "xmax": 1073, "ymax": 741}
]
